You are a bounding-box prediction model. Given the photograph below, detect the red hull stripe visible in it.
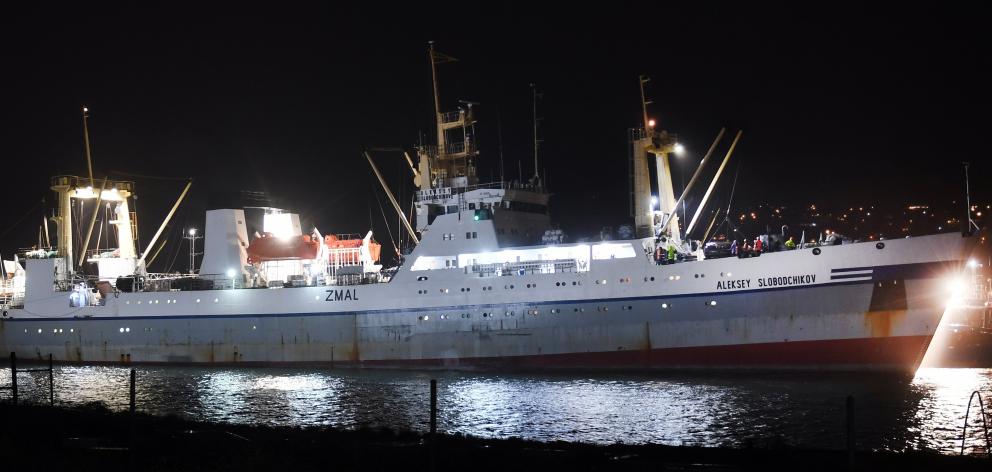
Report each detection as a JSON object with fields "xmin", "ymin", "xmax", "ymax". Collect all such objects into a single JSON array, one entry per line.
[{"xmin": 362, "ymin": 335, "xmax": 934, "ymax": 372}]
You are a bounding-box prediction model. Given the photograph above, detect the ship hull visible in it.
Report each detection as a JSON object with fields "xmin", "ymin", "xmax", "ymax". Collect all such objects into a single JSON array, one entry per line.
[{"xmin": 0, "ymin": 232, "xmax": 972, "ymax": 373}]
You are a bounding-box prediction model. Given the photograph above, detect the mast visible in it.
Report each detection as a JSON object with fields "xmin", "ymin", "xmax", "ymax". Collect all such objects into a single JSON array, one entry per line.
[
  {"xmin": 417, "ymin": 42, "xmax": 476, "ymax": 191},
  {"xmin": 531, "ymin": 83, "xmax": 542, "ymax": 183},
  {"xmin": 429, "ymin": 42, "xmax": 444, "ymax": 161},
  {"xmin": 639, "ymin": 76, "xmax": 652, "ymax": 132},
  {"xmin": 630, "ymin": 75, "xmax": 680, "ymax": 241},
  {"xmin": 82, "ymin": 107, "xmax": 94, "ymax": 186}
]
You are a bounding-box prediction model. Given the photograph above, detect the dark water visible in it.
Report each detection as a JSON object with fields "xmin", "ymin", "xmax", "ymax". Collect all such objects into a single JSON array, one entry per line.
[{"xmin": 2, "ymin": 366, "xmax": 990, "ymax": 454}]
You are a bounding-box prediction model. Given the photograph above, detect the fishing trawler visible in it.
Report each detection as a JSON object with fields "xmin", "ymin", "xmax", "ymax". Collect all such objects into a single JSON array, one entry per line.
[{"xmin": 0, "ymin": 46, "xmax": 977, "ymax": 373}]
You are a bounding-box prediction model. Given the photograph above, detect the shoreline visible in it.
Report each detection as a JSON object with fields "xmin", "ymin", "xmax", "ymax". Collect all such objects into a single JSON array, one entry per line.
[{"xmin": 0, "ymin": 402, "xmax": 989, "ymax": 471}]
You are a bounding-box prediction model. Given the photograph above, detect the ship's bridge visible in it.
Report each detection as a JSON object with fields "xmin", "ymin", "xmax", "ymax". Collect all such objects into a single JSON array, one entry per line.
[{"xmin": 413, "ymin": 181, "xmax": 552, "ymax": 257}]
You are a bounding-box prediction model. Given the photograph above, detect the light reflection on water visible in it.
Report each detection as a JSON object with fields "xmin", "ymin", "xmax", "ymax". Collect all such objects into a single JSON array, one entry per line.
[{"xmin": 1, "ymin": 366, "xmax": 989, "ymax": 453}]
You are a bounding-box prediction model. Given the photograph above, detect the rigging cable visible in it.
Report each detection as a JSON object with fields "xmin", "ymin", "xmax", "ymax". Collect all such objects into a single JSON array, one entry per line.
[
  {"xmin": 371, "ymin": 174, "xmax": 399, "ymax": 256},
  {"xmin": 705, "ymin": 161, "xmax": 743, "ymax": 244},
  {"xmin": 0, "ymin": 198, "xmax": 44, "ymax": 240}
]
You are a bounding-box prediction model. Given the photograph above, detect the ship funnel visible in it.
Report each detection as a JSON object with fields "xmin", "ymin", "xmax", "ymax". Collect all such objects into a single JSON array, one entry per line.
[{"xmin": 200, "ymin": 209, "xmax": 250, "ymax": 279}]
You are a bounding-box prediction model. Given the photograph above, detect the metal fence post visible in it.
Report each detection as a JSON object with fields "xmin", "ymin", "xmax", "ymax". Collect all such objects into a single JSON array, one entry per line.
[
  {"xmin": 10, "ymin": 352, "xmax": 17, "ymax": 406},
  {"xmin": 430, "ymin": 379, "xmax": 437, "ymax": 434},
  {"xmin": 846, "ymin": 395, "xmax": 855, "ymax": 470},
  {"xmin": 48, "ymin": 353, "xmax": 54, "ymax": 406},
  {"xmin": 430, "ymin": 378, "xmax": 437, "ymax": 472},
  {"xmin": 129, "ymin": 368, "xmax": 136, "ymax": 414}
]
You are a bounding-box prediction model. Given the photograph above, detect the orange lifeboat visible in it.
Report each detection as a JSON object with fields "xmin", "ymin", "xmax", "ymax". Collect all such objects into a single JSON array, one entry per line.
[{"xmin": 247, "ymin": 233, "xmax": 320, "ymax": 263}]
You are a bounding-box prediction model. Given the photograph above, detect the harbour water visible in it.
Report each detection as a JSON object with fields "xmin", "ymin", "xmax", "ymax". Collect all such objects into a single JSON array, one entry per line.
[{"xmin": 2, "ymin": 365, "xmax": 990, "ymax": 455}]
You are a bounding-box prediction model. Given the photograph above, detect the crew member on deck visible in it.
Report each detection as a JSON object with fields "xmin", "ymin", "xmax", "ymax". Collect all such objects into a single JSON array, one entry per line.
[{"xmin": 785, "ymin": 237, "xmax": 796, "ymax": 250}]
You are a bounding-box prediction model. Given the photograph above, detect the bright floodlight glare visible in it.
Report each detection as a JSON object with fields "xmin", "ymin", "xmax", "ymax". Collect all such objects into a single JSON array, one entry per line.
[
  {"xmin": 648, "ymin": 119, "xmax": 656, "ymax": 128},
  {"xmin": 945, "ymin": 275, "xmax": 969, "ymax": 307},
  {"xmin": 967, "ymin": 259, "xmax": 979, "ymax": 269},
  {"xmin": 226, "ymin": 269, "xmax": 236, "ymax": 278},
  {"xmin": 188, "ymin": 228, "xmax": 197, "ymax": 236},
  {"xmin": 650, "ymin": 196, "xmax": 658, "ymax": 208},
  {"xmin": 674, "ymin": 143, "xmax": 686, "ymax": 156}
]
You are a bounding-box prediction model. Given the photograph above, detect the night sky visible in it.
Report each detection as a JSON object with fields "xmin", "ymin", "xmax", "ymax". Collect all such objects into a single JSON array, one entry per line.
[{"xmin": 2, "ymin": 5, "xmax": 987, "ymax": 270}]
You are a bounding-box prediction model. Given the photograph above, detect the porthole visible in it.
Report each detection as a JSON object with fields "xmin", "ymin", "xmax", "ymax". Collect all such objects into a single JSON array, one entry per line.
[
  {"xmin": 876, "ymin": 242, "xmax": 885, "ymax": 250},
  {"xmin": 661, "ymin": 303, "xmax": 669, "ymax": 309},
  {"xmin": 812, "ymin": 248, "xmax": 821, "ymax": 255},
  {"xmin": 708, "ymin": 300, "xmax": 717, "ymax": 306}
]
